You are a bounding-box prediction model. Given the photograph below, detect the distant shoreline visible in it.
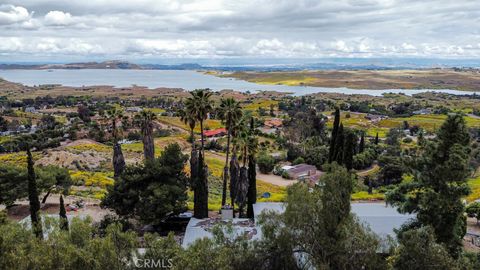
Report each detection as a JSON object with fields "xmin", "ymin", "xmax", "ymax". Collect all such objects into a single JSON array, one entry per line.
[{"xmin": 214, "ymin": 69, "xmax": 480, "ymax": 92}]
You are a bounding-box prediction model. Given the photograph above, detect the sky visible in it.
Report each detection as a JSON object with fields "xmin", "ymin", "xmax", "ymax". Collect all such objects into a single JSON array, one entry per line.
[{"xmin": 0, "ymin": 0, "xmax": 479, "ymax": 62}]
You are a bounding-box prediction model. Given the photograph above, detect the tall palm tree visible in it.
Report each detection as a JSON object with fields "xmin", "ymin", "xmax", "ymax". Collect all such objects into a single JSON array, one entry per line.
[
  {"xmin": 106, "ymin": 107, "xmax": 123, "ymax": 142},
  {"xmin": 179, "ymin": 108, "xmax": 197, "ymax": 151},
  {"xmin": 138, "ymin": 110, "xmax": 157, "ymax": 162},
  {"xmin": 229, "ymin": 117, "xmax": 247, "ymax": 209},
  {"xmin": 185, "ymin": 89, "xmax": 213, "ymax": 218},
  {"xmin": 185, "ymin": 89, "xmax": 213, "ymax": 156},
  {"xmin": 217, "ymin": 98, "xmax": 243, "ymax": 207},
  {"xmin": 233, "ymin": 118, "xmax": 251, "ymax": 217},
  {"xmin": 179, "ymin": 107, "xmax": 199, "ymax": 214},
  {"xmin": 106, "ymin": 107, "xmax": 125, "ymax": 178}
]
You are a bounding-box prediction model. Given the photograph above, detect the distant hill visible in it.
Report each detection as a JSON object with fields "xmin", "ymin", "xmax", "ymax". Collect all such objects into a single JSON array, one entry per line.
[
  {"xmin": 0, "ymin": 60, "xmax": 142, "ymax": 70},
  {"xmin": 0, "ymin": 59, "xmax": 478, "ymax": 71}
]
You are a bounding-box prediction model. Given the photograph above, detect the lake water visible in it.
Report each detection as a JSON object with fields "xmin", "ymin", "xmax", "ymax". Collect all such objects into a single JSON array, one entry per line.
[{"xmin": 0, "ymin": 69, "xmax": 477, "ymax": 96}]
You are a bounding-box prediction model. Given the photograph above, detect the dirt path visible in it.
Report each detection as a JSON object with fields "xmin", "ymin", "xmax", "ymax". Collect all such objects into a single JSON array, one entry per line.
[
  {"xmin": 257, "ymin": 172, "xmax": 298, "ymax": 187},
  {"xmin": 357, "ymin": 164, "xmax": 380, "ymax": 177}
]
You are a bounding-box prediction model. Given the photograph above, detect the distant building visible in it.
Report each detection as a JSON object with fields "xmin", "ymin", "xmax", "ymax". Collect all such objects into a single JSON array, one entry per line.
[
  {"xmin": 126, "ymin": 107, "xmax": 142, "ymax": 112},
  {"xmin": 264, "ymin": 118, "xmax": 283, "ymax": 128},
  {"xmin": 25, "ymin": 106, "xmax": 36, "ymax": 113},
  {"xmin": 203, "ymin": 128, "xmax": 227, "ymax": 138},
  {"xmin": 365, "ymin": 114, "xmax": 387, "ymax": 122},
  {"xmin": 412, "ymin": 108, "xmax": 432, "ymax": 115}
]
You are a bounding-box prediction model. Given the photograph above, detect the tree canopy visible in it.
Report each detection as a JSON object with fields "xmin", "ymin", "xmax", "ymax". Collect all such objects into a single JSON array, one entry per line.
[{"xmin": 102, "ymin": 143, "xmax": 189, "ymax": 225}]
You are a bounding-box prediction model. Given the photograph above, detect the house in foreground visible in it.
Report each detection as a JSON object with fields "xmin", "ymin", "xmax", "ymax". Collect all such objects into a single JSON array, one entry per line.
[{"xmin": 182, "ymin": 202, "xmax": 414, "ymax": 249}]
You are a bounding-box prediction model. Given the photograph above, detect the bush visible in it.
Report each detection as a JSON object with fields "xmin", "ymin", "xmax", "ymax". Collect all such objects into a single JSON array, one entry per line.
[
  {"xmin": 286, "ymin": 144, "xmax": 302, "ymax": 161},
  {"xmin": 353, "ymin": 148, "xmax": 377, "ymax": 170},
  {"xmin": 258, "ymin": 154, "xmax": 275, "ymax": 174},
  {"xmin": 403, "ymin": 137, "xmax": 413, "ymax": 143},
  {"xmin": 304, "ymin": 146, "xmax": 329, "ymax": 169},
  {"xmin": 292, "ymin": 157, "xmax": 305, "ymax": 165},
  {"xmin": 127, "ymin": 131, "xmax": 141, "ymax": 141},
  {"xmin": 205, "ymin": 140, "xmax": 223, "ymax": 151}
]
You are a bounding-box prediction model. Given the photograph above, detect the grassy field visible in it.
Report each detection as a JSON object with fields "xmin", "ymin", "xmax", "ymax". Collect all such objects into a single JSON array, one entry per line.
[
  {"xmin": 379, "ymin": 114, "xmax": 480, "ymax": 131},
  {"xmin": 219, "ymin": 69, "xmax": 480, "ymax": 91},
  {"xmin": 326, "ymin": 112, "xmax": 480, "ymax": 138},
  {"xmin": 467, "ymin": 175, "xmax": 480, "ymax": 202},
  {"xmin": 158, "ymin": 116, "xmax": 223, "ymax": 133}
]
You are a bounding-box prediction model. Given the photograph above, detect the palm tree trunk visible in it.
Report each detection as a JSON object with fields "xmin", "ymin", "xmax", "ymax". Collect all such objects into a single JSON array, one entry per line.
[
  {"xmin": 143, "ymin": 133, "xmax": 154, "ymax": 161},
  {"xmin": 113, "ymin": 143, "xmax": 126, "ymax": 178},
  {"xmin": 221, "ymin": 129, "xmax": 231, "ymax": 206},
  {"xmin": 230, "ymin": 148, "xmax": 239, "ymax": 210},
  {"xmin": 190, "ymin": 128, "xmax": 195, "ymax": 151},
  {"xmin": 200, "ymin": 120, "xmax": 205, "ymax": 155}
]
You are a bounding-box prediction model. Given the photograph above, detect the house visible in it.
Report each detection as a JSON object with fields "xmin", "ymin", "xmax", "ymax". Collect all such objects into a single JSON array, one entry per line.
[
  {"xmin": 182, "ymin": 202, "xmax": 414, "ymax": 248},
  {"xmin": 25, "ymin": 106, "xmax": 36, "ymax": 113},
  {"xmin": 285, "ymin": 164, "xmax": 318, "ymax": 179},
  {"xmin": 365, "ymin": 114, "xmax": 387, "ymax": 122},
  {"xmin": 126, "ymin": 107, "xmax": 143, "ymax": 112},
  {"xmin": 412, "ymin": 108, "xmax": 432, "ymax": 115},
  {"xmin": 264, "ymin": 118, "xmax": 283, "ymax": 128},
  {"xmin": 203, "ymin": 128, "xmax": 227, "ymax": 138}
]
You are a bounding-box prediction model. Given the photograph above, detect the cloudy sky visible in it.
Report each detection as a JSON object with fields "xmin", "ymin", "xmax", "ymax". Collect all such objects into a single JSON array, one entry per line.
[{"xmin": 0, "ymin": 0, "xmax": 479, "ymax": 62}]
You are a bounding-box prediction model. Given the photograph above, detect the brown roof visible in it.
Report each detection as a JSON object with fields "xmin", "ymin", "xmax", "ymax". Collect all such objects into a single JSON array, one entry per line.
[{"xmin": 264, "ymin": 119, "xmax": 283, "ymax": 128}]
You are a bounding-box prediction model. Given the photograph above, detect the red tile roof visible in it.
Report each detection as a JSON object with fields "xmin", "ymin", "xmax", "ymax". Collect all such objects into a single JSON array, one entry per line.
[
  {"xmin": 203, "ymin": 128, "xmax": 226, "ymax": 137},
  {"xmin": 264, "ymin": 119, "xmax": 283, "ymax": 128}
]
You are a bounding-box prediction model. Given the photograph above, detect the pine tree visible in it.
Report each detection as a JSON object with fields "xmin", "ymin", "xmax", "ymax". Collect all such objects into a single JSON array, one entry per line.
[
  {"xmin": 27, "ymin": 147, "xmax": 43, "ymax": 239},
  {"xmin": 59, "ymin": 195, "xmax": 69, "ymax": 231},
  {"xmin": 328, "ymin": 108, "xmax": 341, "ymax": 163},
  {"xmin": 387, "ymin": 114, "xmax": 471, "ymax": 258}
]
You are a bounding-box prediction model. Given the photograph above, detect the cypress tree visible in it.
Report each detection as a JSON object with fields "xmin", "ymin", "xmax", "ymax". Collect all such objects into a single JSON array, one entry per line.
[
  {"xmin": 374, "ymin": 132, "xmax": 379, "ymax": 145},
  {"xmin": 230, "ymin": 150, "xmax": 240, "ymax": 209},
  {"xmin": 59, "ymin": 195, "xmax": 69, "ymax": 231},
  {"xmin": 343, "ymin": 129, "xmax": 356, "ymax": 171},
  {"xmin": 321, "ymin": 164, "xmax": 353, "ymax": 269},
  {"xmin": 27, "ymin": 147, "xmax": 43, "ymax": 239},
  {"xmin": 328, "ymin": 108, "xmax": 341, "ymax": 163},
  {"xmin": 334, "ymin": 124, "xmax": 345, "ymax": 165},
  {"xmin": 247, "ymin": 118, "xmax": 257, "ymax": 219},
  {"xmin": 359, "ymin": 132, "xmax": 365, "ymax": 153},
  {"xmin": 194, "ymin": 151, "xmax": 209, "ymax": 219}
]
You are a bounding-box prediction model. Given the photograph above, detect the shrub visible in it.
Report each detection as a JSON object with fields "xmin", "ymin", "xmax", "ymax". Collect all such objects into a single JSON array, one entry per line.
[
  {"xmin": 403, "ymin": 137, "xmax": 413, "ymax": 143},
  {"xmin": 257, "ymin": 154, "xmax": 275, "ymax": 174},
  {"xmin": 353, "ymin": 148, "xmax": 377, "ymax": 170},
  {"xmin": 127, "ymin": 131, "xmax": 141, "ymax": 141},
  {"xmin": 292, "ymin": 157, "xmax": 305, "ymax": 165}
]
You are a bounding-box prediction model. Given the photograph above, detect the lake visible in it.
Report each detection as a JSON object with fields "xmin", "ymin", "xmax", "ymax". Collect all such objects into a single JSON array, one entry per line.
[{"xmin": 0, "ymin": 69, "xmax": 477, "ymax": 96}]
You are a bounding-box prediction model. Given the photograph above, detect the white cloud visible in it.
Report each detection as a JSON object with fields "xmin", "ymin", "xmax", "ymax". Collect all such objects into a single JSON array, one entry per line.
[
  {"xmin": 44, "ymin": 10, "xmax": 73, "ymax": 25},
  {"xmin": 0, "ymin": 1, "xmax": 479, "ymax": 60},
  {"xmin": 0, "ymin": 5, "xmax": 31, "ymax": 25},
  {"xmin": 401, "ymin": 43, "xmax": 416, "ymax": 50}
]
